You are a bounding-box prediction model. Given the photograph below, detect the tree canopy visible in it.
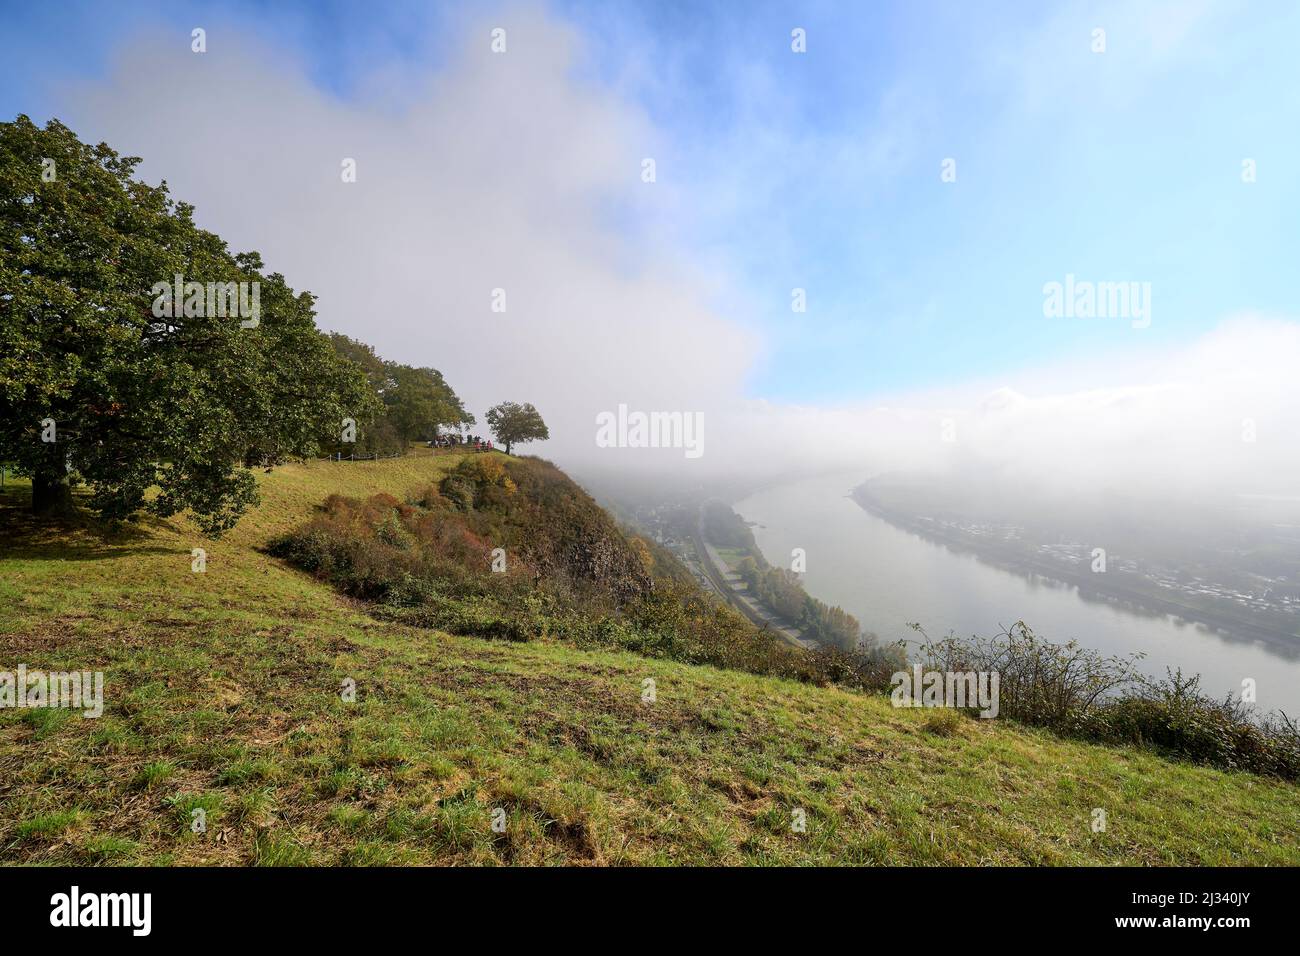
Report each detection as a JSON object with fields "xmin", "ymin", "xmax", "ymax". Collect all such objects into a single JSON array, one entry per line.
[
  {"xmin": 0, "ymin": 116, "xmax": 376, "ymax": 533},
  {"xmin": 384, "ymin": 363, "xmax": 473, "ymax": 444},
  {"xmin": 322, "ymin": 334, "xmax": 472, "ymax": 456},
  {"xmin": 485, "ymin": 402, "xmax": 549, "ymax": 455}
]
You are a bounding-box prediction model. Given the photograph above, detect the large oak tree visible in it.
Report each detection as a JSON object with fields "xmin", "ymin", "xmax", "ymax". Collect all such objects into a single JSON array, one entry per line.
[{"xmin": 0, "ymin": 116, "xmax": 375, "ymax": 533}]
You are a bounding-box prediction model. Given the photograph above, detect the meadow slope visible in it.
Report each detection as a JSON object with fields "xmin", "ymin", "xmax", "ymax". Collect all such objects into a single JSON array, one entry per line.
[{"xmin": 1, "ymin": 450, "xmax": 1296, "ymax": 865}]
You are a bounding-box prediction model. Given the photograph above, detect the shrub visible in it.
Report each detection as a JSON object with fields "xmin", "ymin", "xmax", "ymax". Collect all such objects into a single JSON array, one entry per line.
[
  {"xmin": 1080, "ymin": 670, "xmax": 1300, "ymax": 777},
  {"xmin": 915, "ymin": 621, "xmax": 1139, "ymax": 726},
  {"xmin": 922, "ymin": 708, "xmax": 963, "ymax": 737},
  {"xmin": 439, "ymin": 476, "xmax": 475, "ymax": 512},
  {"xmin": 910, "ymin": 622, "xmax": 1300, "ymax": 779},
  {"xmin": 409, "ymin": 485, "xmax": 449, "ymax": 511}
]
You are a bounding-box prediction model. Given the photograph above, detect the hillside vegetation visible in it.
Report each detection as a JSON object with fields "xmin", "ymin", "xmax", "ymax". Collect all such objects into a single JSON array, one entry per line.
[
  {"xmin": 703, "ymin": 500, "xmax": 864, "ymax": 650},
  {"xmin": 1, "ymin": 450, "xmax": 1298, "ymax": 865},
  {"xmin": 269, "ymin": 455, "xmax": 876, "ymax": 683}
]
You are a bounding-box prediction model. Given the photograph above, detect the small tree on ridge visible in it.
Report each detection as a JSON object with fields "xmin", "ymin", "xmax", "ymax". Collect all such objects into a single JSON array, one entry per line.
[{"xmin": 485, "ymin": 402, "xmax": 548, "ymax": 456}]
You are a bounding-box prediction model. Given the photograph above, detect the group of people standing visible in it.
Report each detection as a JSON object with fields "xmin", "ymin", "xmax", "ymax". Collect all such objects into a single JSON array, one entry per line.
[{"xmin": 429, "ymin": 432, "xmax": 493, "ymax": 452}]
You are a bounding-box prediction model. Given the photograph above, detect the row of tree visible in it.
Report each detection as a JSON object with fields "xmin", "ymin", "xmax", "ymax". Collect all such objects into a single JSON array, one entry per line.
[
  {"xmin": 0, "ymin": 115, "xmax": 547, "ymax": 533},
  {"xmin": 700, "ymin": 501, "xmax": 863, "ymax": 650},
  {"xmin": 734, "ymin": 558, "xmax": 863, "ymax": 651},
  {"xmin": 319, "ymin": 334, "xmax": 473, "ymax": 457}
]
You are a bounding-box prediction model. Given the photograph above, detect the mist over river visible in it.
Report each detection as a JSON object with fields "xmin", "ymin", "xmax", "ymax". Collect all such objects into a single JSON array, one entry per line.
[{"xmin": 734, "ymin": 472, "xmax": 1300, "ymax": 715}]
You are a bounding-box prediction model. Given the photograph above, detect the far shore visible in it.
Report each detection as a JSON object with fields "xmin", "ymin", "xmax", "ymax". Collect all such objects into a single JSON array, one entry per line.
[{"xmin": 849, "ymin": 487, "xmax": 1300, "ymax": 660}]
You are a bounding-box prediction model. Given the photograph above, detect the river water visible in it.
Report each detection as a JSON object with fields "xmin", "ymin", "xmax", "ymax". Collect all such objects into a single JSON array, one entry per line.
[{"xmin": 735, "ymin": 472, "xmax": 1300, "ymax": 715}]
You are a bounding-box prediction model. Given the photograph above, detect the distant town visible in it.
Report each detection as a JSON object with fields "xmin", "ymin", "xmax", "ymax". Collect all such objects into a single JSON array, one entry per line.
[{"xmin": 852, "ymin": 482, "xmax": 1300, "ymax": 655}]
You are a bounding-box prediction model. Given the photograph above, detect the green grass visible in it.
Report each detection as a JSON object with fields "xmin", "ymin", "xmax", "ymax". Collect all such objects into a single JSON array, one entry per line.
[
  {"xmin": 713, "ymin": 546, "xmax": 751, "ymax": 570},
  {"xmin": 1, "ymin": 451, "xmax": 1297, "ymax": 865}
]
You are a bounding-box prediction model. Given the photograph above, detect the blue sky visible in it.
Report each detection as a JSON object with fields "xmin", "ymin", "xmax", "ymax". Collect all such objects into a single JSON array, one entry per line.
[{"xmin": 4, "ymin": 0, "xmax": 1299, "ymax": 405}]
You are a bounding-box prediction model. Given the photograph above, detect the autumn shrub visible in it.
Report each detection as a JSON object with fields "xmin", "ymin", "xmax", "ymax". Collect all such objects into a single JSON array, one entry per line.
[{"xmin": 270, "ymin": 458, "xmax": 903, "ymax": 688}]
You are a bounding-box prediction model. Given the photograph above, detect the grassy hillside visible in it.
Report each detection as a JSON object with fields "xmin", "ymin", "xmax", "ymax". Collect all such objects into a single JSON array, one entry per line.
[{"xmin": 1, "ymin": 450, "xmax": 1297, "ymax": 865}]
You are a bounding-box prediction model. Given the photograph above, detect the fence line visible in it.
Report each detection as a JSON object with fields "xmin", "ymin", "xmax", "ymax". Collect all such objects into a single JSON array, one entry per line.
[
  {"xmin": 0, "ymin": 451, "xmax": 425, "ymax": 475},
  {"xmin": 313, "ymin": 451, "xmax": 408, "ymax": 462}
]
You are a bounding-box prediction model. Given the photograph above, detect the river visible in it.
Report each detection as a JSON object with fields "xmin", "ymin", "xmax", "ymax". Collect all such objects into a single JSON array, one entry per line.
[{"xmin": 735, "ymin": 472, "xmax": 1300, "ymax": 715}]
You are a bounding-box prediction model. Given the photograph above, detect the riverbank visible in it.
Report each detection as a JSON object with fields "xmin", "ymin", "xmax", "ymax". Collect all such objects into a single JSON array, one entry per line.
[
  {"xmin": 689, "ymin": 508, "xmax": 813, "ymax": 648},
  {"xmin": 734, "ymin": 472, "xmax": 1300, "ymax": 714},
  {"xmin": 849, "ymin": 487, "xmax": 1300, "ymax": 659}
]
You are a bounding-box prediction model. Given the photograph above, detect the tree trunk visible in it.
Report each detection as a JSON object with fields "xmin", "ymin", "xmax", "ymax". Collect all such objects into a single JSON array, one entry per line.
[
  {"xmin": 505, "ymin": 441, "xmax": 512, "ymax": 456},
  {"xmin": 31, "ymin": 472, "xmax": 74, "ymax": 516}
]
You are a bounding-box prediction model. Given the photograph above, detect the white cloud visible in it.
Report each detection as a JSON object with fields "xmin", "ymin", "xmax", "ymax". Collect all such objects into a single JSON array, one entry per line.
[
  {"xmin": 60, "ymin": 7, "xmax": 756, "ymax": 464},
  {"xmin": 713, "ymin": 315, "xmax": 1300, "ymax": 504},
  {"xmin": 56, "ymin": 6, "xmax": 1300, "ymax": 506}
]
